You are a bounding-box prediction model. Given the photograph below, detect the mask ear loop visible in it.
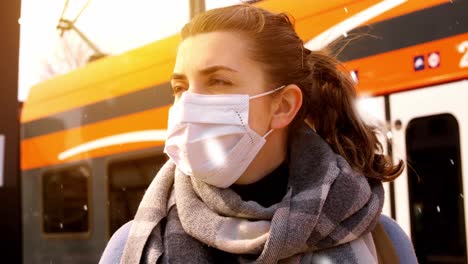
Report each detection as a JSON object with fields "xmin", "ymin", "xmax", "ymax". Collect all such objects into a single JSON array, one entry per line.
[
  {"xmin": 250, "ymin": 85, "xmax": 287, "ymax": 139},
  {"xmin": 249, "ymin": 85, "xmax": 286, "ymax": 100},
  {"xmin": 263, "ymin": 129, "xmax": 274, "ymax": 138}
]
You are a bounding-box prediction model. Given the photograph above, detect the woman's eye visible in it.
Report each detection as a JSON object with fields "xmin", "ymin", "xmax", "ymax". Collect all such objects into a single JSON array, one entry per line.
[
  {"xmin": 171, "ymin": 85, "xmax": 186, "ymax": 96},
  {"xmin": 209, "ymin": 79, "xmax": 231, "ymax": 86}
]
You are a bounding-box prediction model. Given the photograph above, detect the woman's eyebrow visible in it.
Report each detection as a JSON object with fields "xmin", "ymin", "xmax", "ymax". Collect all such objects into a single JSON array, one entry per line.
[
  {"xmin": 199, "ymin": 65, "xmax": 238, "ymax": 76},
  {"xmin": 171, "ymin": 73, "xmax": 187, "ymax": 81},
  {"xmin": 171, "ymin": 66, "xmax": 237, "ymax": 81}
]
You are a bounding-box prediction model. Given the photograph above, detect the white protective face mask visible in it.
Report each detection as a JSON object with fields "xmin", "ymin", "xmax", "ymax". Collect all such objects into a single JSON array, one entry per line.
[{"xmin": 163, "ymin": 85, "xmax": 285, "ymax": 188}]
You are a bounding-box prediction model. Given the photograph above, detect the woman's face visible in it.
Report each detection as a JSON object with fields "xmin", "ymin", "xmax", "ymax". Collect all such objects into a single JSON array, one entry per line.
[
  {"xmin": 171, "ymin": 31, "xmax": 287, "ymax": 184},
  {"xmin": 172, "ymin": 31, "xmax": 273, "ymax": 135}
]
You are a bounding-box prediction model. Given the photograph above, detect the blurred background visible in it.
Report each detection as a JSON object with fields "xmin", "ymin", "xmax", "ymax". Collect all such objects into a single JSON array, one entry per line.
[{"xmin": 1, "ymin": 0, "xmax": 467, "ymax": 263}]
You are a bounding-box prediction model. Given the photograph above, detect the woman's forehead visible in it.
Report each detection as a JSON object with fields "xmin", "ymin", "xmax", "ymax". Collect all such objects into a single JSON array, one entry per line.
[{"xmin": 174, "ymin": 32, "xmax": 253, "ymax": 74}]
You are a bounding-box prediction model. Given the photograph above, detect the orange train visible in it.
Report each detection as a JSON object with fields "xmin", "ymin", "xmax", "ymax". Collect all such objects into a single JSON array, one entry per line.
[{"xmin": 20, "ymin": 0, "xmax": 468, "ymax": 263}]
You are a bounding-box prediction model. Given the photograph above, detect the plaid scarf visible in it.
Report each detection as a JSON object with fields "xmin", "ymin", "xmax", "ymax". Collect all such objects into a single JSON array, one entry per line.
[{"xmin": 121, "ymin": 123, "xmax": 384, "ymax": 263}]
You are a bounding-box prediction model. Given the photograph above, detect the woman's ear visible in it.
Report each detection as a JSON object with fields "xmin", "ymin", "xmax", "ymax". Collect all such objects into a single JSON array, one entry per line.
[{"xmin": 270, "ymin": 84, "xmax": 303, "ymax": 129}]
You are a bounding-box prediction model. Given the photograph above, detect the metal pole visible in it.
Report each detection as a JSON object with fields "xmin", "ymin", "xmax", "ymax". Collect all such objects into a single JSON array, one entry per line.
[
  {"xmin": 57, "ymin": 19, "xmax": 105, "ymax": 58},
  {"xmin": 189, "ymin": 0, "xmax": 205, "ymax": 19}
]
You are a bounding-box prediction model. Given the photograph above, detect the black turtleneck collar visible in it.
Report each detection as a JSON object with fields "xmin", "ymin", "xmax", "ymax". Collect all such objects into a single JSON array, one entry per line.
[{"xmin": 230, "ymin": 162, "xmax": 289, "ymax": 207}]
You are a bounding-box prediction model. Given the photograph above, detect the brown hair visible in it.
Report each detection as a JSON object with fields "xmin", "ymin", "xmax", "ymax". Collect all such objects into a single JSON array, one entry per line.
[{"xmin": 181, "ymin": 4, "xmax": 404, "ymax": 181}]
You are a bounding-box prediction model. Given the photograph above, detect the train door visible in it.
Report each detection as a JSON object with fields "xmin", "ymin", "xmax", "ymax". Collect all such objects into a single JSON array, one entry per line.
[
  {"xmin": 390, "ymin": 80, "xmax": 468, "ymax": 263},
  {"xmin": 357, "ymin": 96, "xmax": 392, "ymax": 217}
]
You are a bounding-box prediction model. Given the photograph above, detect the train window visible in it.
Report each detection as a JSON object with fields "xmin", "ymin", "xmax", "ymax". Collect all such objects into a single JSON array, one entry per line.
[
  {"xmin": 107, "ymin": 155, "xmax": 167, "ymax": 236},
  {"xmin": 406, "ymin": 114, "xmax": 466, "ymax": 263},
  {"xmin": 42, "ymin": 165, "xmax": 90, "ymax": 234}
]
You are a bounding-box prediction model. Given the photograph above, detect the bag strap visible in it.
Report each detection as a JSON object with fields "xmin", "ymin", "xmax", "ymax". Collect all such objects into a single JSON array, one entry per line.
[{"xmin": 371, "ymin": 221, "xmax": 400, "ymax": 264}]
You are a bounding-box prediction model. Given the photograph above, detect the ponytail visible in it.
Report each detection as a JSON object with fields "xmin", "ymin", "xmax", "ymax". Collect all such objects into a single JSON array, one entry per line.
[{"xmin": 293, "ymin": 49, "xmax": 404, "ymax": 181}]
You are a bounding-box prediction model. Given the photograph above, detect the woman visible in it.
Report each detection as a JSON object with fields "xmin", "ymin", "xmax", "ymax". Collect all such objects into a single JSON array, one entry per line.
[{"xmin": 102, "ymin": 4, "xmax": 407, "ymax": 263}]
